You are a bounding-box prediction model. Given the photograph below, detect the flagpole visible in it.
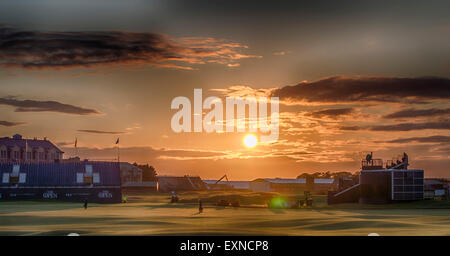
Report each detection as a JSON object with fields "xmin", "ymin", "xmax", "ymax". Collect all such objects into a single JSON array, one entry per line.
[
  {"xmin": 25, "ymin": 139, "xmax": 28, "ymax": 163},
  {"xmin": 75, "ymin": 137, "xmax": 78, "ymax": 157},
  {"xmin": 116, "ymin": 137, "xmax": 120, "ymax": 163}
]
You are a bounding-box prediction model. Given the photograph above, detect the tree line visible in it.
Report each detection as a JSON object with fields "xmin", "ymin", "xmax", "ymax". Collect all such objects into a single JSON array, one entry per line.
[
  {"xmin": 132, "ymin": 163, "xmax": 158, "ymax": 181},
  {"xmin": 296, "ymin": 171, "xmax": 360, "ymax": 179}
]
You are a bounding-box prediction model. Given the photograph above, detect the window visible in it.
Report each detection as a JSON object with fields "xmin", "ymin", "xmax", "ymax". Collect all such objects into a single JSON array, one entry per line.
[
  {"xmin": 392, "ymin": 170, "xmax": 424, "ymax": 201},
  {"xmin": 404, "ymin": 179, "xmax": 414, "ymax": 185},
  {"xmin": 13, "ymin": 151, "xmax": 19, "ymax": 159},
  {"xmin": 394, "ymin": 172, "xmax": 404, "ymax": 178},
  {"xmin": 393, "ymin": 186, "xmax": 403, "ymax": 192},
  {"xmin": 393, "ymin": 193, "xmax": 404, "ymax": 200},
  {"xmin": 414, "ymin": 186, "xmax": 423, "ymax": 192},
  {"xmin": 414, "ymin": 172, "xmax": 424, "ymax": 179},
  {"xmin": 394, "ymin": 179, "xmax": 403, "ymax": 185},
  {"xmin": 415, "ymin": 193, "xmax": 424, "ymax": 200},
  {"xmin": 404, "ymin": 193, "xmax": 415, "ymax": 200},
  {"xmin": 404, "ymin": 186, "xmax": 414, "ymax": 192},
  {"xmin": 0, "ymin": 150, "xmax": 6, "ymax": 159}
]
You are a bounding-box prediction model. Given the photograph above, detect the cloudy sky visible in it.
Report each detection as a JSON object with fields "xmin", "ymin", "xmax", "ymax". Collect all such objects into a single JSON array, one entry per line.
[{"xmin": 0, "ymin": 0, "xmax": 449, "ymax": 179}]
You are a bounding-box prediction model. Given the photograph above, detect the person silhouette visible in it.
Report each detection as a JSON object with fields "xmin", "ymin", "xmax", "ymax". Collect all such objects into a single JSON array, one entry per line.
[{"xmin": 198, "ymin": 199, "xmax": 203, "ymax": 213}]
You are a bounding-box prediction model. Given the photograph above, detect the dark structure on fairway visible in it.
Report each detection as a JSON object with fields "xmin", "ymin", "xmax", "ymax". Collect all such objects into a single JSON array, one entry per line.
[
  {"xmin": 0, "ymin": 161, "xmax": 122, "ymax": 203},
  {"xmin": 249, "ymin": 178, "xmax": 334, "ymax": 193},
  {"xmin": 359, "ymin": 169, "xmax": 424, "ymax": 203},
  {"xmin": 157, "ymin": 176, "xmax": 207, "ymax": 192},
  {"xmin": 328, "ymin": 152, "xmax": 424, "ymax": 204}
]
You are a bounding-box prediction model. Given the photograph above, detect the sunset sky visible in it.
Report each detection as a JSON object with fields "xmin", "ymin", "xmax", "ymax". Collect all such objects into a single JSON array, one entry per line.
[{"xmin": 0, "ymin": 0, "xmax": 449, "ymax": 180}]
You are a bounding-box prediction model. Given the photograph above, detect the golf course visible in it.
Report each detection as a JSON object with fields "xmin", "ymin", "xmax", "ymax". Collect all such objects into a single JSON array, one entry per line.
[{"xmin": 1, "ymin": 191, "xmax": 449, "ymax": 236}]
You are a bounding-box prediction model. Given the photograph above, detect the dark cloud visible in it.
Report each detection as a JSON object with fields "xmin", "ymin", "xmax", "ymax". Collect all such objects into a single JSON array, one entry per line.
[
  {"xmin": 272, "ymin": 151, "xmax": 313, "ymax": 156},
  {"xmin": 271, "ymin": 76, "xmax": 450, "ymax": 103},
  {"xmin": 0, "ymin": 97, "xmax": 101, "ymax": 115},
  {"xmin": 386, "ymin": 135, "xmax": 450, "ymax": 143},
  {"xmin": 370, "ymin": 120, "xmax": 450, "ymax": 131},
  {"xmin": 0, "ymin": 120, "xmax": 26, "ymax": 127},
  {"xmin": 339, "ymin": 126, "xmax": 361, "ymax": 131},
  {"xmin": 61, "ymin": 146, "xmax": 228, "ymax": 161},
  {"xmin": 0, "ymin": 26, "xmax": 259, "ymax": 70},
  {"xmin": 340, "ymin": 120, "xmax": 450, "ymax": 131},
  {"xmin": 306, "ymin": 108, "xmax": 354, "ymax": 118},
  {"xmin": 383, "ymin": 108, "xmax": 450, "ymax": 119},
  {"xmin": 432, "ymin": 145, "xmax": 450, "ymax": 153},
  {"xmin": 77, "ymin": 129, "xmax": 125, "ymax": 135}
]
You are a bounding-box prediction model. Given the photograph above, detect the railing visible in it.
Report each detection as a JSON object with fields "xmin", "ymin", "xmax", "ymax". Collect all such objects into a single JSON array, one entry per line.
[{"xmin": 361, "ymin": 159, "xmax": 383, "ymax": 170}]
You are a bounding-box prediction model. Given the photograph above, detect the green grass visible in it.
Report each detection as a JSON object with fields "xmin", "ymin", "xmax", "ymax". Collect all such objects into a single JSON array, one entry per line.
[{"xmin": 0, "ymin": 191, "xmax": 449, "ymax": 236}]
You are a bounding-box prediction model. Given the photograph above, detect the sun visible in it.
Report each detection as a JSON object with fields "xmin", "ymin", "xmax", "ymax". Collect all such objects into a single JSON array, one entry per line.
[{"xmin": 243, "ymin": 134, "xmax": 258, "ymax": 148}]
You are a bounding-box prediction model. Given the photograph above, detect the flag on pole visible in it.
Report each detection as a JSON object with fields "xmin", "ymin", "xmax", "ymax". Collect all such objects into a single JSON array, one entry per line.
[{"xmin": 116, "ymin": 137, "xmax": 120, "ymax": 163}]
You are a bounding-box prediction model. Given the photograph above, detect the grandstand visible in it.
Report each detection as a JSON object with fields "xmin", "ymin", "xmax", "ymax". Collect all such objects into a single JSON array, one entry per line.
[
  {"xmin": 157, "ymin": 176, "xmax": 207, "ymax": 192},
  {"xmin": 0, "ymin": 161, "xmax": 121, "ymax": 203}
]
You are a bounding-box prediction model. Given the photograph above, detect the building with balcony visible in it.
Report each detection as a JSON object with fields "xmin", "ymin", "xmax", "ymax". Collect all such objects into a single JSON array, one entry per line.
[{"xmin": 0, "ymin": 134, "xmax": 63, "ymax": 163}]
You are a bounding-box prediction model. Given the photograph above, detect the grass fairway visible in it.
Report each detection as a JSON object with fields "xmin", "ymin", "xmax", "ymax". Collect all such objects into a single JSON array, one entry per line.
[{"xmin": 0, "ymin": 191, "xmax": 449, "ymax": 236}]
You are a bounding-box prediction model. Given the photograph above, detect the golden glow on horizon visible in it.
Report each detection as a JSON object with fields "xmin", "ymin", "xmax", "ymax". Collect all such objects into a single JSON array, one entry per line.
[{"xmin": 243, "ymin": 134, "xmax": 258, "ymax": 148}]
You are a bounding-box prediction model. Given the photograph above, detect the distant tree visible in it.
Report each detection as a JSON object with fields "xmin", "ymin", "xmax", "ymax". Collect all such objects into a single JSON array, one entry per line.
[
  {"xmin": 297, "ymin": 172, "xmax": 328, "ymax": 179},
  {"xmin": 137, "ymin": 164, "xmax": 158, "ymax": 181},
  {"xmin": 321, "ymin": 171, "xmax": 331, "ymax": 178},
  {"xmin": 330, "ymin": 171, "xmax": 354, "ymax": 178},
  {"xmin": 297, "ymin": 173, "xmax": 313, "ymax": 179},
  {"xmin": 297, "ymin": 171, "xmax": 357, "ymax": 179}
]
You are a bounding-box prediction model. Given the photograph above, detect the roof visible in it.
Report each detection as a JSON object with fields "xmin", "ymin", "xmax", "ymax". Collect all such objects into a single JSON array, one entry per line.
[
  {"xmin": 122, "ymin": 181, "xmax": 156, "ymax": 187},
  {"xmin": 119, "ymin": 162, "xmax": 142, "ymax": 171},
  {"xmin": 252, "ymin": 178, "xmax": 306, "ymax": 184},
  {"xmin": 362, "ymin": 169, "xmax": 424, "ymax": 173},
  {"xmin": 314, "ymin": 178, "xmax": 334, "ymax": 184},
  {"xmin": 203, "ymin": 180, "xmax": 250, "ymax": 189},
  {"xmin": 266, "ymin": 178, "xmax": 306, "ymax": 183},
  {"xmin": 157, "ymin": 175, "xmax": 202, "ymax": 180},
  {"xmin": 157, "ymin": 175, "xmax": 207, "ymax": 191},
  {"xmin": 251, "ymin": 178, "xmax": 334, "ymax": 184},
  {"xmin": 0, "ymin": 136, "xmax": 63, "ymax": 153}
]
